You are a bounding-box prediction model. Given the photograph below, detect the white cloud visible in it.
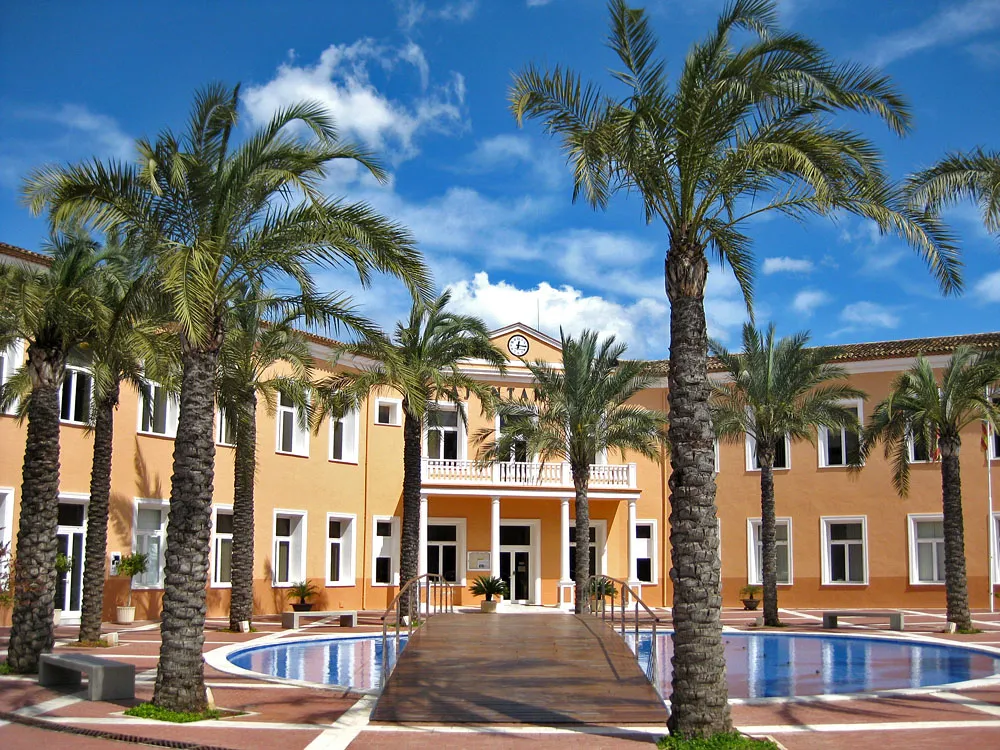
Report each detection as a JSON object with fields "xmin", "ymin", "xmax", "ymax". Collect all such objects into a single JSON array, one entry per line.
[
  {"xmin": 464, "ymin": 134, "xmax": 565, "ymax": 188},
  {"xmin": 527, "ymin": 0, "xmax": 555, "ymax": 6},
  {"xmin": 792, "ymin": 289, "xmax": 831, "ymax": 316},
  {"xmin": 974, "ymin": 270, "xmax": 1000, "ymax": 302},
  {"xmin": 840, "ymin": 301, "xmax": 899, "ymax": 329},
  {"xmin": 243, "ymin": 39, "xmax": 466, "ymax": 161},
  {"xmin": 394, "ymin": 1, "xmax": 479, "ymax": 32},
  {"xmin": 762, "ymin": 256, "xmax": 814, "ymax": 274},
  {"xmin": 871, "ymin": 0, "xmax": 1000, "ymax": 67}
]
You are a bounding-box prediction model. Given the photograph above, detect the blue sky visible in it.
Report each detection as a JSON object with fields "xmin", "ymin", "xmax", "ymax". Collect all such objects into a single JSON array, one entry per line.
[{"xmin": 1, "ymin": 0, "xmax": 998, "ymax": 357}]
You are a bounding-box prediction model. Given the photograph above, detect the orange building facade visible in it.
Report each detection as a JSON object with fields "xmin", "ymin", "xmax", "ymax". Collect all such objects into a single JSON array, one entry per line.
[{"xmin": 2, "ymin": 248, "xmax": 1000, "ymax": 624}]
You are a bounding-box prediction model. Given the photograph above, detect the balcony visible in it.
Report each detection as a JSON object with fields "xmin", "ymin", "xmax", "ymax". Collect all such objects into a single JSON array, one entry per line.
[{"xmin": 421, "ymin": 458, "xmax": 637, "ymax": 489}]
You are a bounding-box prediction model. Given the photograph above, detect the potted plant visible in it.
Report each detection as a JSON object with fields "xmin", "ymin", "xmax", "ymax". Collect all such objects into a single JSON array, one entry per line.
[
  {"xmin": 116, "ymin": 552, "xmax": 149, "ymax": 624},
  {"xmin": 288, "ymin": 581, "xmax": 318, "ymax": 612},
  {"xmin": 588, "ymin": 576, "xmax": 618, "ymax": 612},
  {"xmin": 469, "ymin": 575, "xmax": 507, "ymax": 613},
  {"xmin": 53, "ymin": 553, "xmax": 73, "ymax": 626},
  {"xmin": 740, "ymin": 584, "xmax": 762, "ymax": 611}
]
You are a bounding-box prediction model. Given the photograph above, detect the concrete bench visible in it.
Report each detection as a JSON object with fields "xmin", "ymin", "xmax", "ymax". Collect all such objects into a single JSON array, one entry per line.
[
  {"xmin": 822, "ymin": 610, "xmax": 904, "ymax": 631},
  {"xmin": 281, "ymin": 610, "xmax": 358, "ymax": 629},
  {"xmin": 39, "ymin": 653, "xmax": 135, "ymax": 701}
]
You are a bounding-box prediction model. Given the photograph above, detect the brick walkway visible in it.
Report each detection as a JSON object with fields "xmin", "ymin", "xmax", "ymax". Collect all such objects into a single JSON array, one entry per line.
[{"xmin": 0, "ymin": 607, "xmax": 998, "ymax": 749}]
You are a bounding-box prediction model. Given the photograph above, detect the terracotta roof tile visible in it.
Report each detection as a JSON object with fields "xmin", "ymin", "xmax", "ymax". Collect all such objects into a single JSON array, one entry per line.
[{"xmin": 0, "ymin": 241, "xmax": 52, "ymax": 267}]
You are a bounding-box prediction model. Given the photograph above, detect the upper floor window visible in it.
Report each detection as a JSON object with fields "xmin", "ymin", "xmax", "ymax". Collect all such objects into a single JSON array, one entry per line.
[
  {"xmin": 426, "ymin": 406, "xmax": 462, "ymax": 460},
  {"xmin": 819, "ymin": 401, "xmax": 862, "ymax": 467},
  {"xmin": 375, "ymin": 397, "xmax": 402, "ymax": 426},
  {"xmin": 908, "ymin": 430, "xmax": 934, "ymax": 463},
  {"xmin": 59, "ymin": 367, "xmax": 93, "ymax": 425},
  {"xmin": 498, "ymin": 413, "xmax": 529, "ymax": 462},
  {"xmin": 276, "ymin": 392, "xmax": 309, "ymax": 456},
  {"xmin": 139, "ymin": 382, "xmax": 179, "ymax": 438},
  {"xmin": 216, "ymin": 408, "xmax": 236, "ymax": 447},
  {"xmin": 1, "ymin": 342, "xmax": 23, "ymax": 415},
  {"xmin": 747, "ymin": 518, "xmax": 792, "ymax": 585},
  {"xmin": 330, "ymin": 408, "xmax": 359, "ymax": 463},
  {"xmin": 746, "ymin": 433, "xmax": 790, "ymax": 471}
]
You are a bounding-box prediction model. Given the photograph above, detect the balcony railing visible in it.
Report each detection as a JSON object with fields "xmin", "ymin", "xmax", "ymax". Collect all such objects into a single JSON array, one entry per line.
[{"xmin": 421, "ymin": 458, "xmax": 637, "ymax": 489}]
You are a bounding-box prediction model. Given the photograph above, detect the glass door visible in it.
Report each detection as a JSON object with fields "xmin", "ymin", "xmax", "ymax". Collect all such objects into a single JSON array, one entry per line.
[
  {"xmin": 499, "ymin": 551, "xmax": 529, "ymax": 601},
  {"xmin": 55, "ymin": 501, "xmax": 86, "ymax": 623}
]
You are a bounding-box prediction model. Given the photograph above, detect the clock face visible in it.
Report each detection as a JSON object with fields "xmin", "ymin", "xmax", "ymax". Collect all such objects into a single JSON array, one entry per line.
[{"xmin": 507, "ymin": 334, "xmax": 530, "ymax": 357}]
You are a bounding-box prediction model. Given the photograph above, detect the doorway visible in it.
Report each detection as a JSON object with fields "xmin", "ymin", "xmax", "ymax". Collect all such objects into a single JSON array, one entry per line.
[
  {"xmin": 55, "ymin": 498, "xmax": 87, "ymax": 624},
  {"xmin": 499, "ymin": 520, "xmax": 540, "ymax": 604}
]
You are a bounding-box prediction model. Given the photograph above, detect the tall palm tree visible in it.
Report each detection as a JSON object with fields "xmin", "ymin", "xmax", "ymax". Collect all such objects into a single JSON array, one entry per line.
[
  {"xmin": 219, "ymin": 289, "xmax": 376, "ymax": 632},
  {"xmin": 710, "ymin": 324, "xmax": 864, "ymax": 626},
  {"xmin": 509, "ymin": 0, "xmax": 959, "ymax": 736},
  {"xmin": 24, "ymin": 83, "xmax": 431, "ymax": 711},
  {"xmin": 0, "ymin": 231, "xmax": 107, "ymax": 672},
  {"xmin": 78, "ymin": 236, "xmax": 175, "ymax": 644},
  {"xmin": 478, "ymin": 329, "xmax": 666, "ymax": 614},
  {"xmin": 861, "ymin": 348, "xmax": 1000, "ymax": 632},
  {"xmin": 314, "ymin": 292, "xmax": 505, "ymax": 604},
  {"xmin": 907, "ymin": 148, "xmax": 1000, "ymax": 237}
]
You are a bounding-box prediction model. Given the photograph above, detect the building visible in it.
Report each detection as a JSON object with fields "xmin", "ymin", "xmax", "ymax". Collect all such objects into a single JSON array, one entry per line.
[{"xmin": 2, "ymin": 242, "xmax": 1000, "ymax": 625}]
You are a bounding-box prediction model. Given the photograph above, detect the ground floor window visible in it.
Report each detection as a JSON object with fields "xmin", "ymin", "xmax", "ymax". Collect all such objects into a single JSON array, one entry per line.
[
  {"xmin": 273, "ymin": 511, "xmax": 306, "ymax": 585},
  {"xmin": 327, "ymin": 514, "xmax": 356, "ymax": 585},
  {"xmin": 372, "ymin": 516, "xmax": 399, "ymax": 585},
  {"xmin": 569, "ymin": 525, "xmax": 601, "ymax": 581},
  {"xmin": 908, "ymin": 515, "xmax": 945, "ymax": 584},
  {"xmin": 822, "ymin": 517, "xmax": 867, "ymax": 584},
  {"xmin": 747, "ymin": 518, "xmax": 792, "ymax": 585},
  {"xmin": 134, "ymin": 500, "xmax": 167, "ymax": 587},
  {"xmin": 633, "ymin": 520, "xmax": 657, "ymax": 584},
  {"xmin": 213, "ymin": 508, "xmax": 233, "ymax": 585}
]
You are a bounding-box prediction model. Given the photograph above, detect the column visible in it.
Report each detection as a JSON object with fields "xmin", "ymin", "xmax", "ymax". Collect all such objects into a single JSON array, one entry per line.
[
  {"xmin": 418, "ymin": 492, "xmax": 428, "ymax": 577},
  {"xmin": 627, "ymin": 497, "xmax": 640, "ymax": 586},
  {"xmin": 560, "ymin": 497, "xmax": 571, "ymax": 605},
  {"xmin": 490, "ymin": 496, "xmax": 501, "ymax": 578}
]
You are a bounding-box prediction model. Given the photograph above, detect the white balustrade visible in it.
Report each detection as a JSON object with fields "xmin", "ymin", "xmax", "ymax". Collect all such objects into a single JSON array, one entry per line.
[{"xmin": 421, "ymin": 458, "xmax": 637, "ymax": 488}]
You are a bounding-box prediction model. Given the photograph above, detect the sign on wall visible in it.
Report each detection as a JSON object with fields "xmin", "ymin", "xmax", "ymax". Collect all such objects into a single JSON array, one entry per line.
[{"xmin": 467, "ymin": 551, "xmax": 491, "ymax": 571}]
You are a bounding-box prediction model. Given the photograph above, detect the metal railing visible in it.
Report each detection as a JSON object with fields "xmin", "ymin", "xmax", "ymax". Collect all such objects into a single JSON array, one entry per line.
[
  {"xmin": 379, "ymin": 573, "xmax": 454, "ymax": 689},
  {"xmin": 585, "ymin": 575, "xmax": 664, "ymax": 697}
]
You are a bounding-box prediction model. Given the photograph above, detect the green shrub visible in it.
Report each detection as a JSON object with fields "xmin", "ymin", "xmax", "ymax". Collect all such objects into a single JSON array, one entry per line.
[
  {"xmin": 658, "ymin": 733, "xmax": 779, "ymax": 750},
  {"xmin": 124, "ymin": 702, "xmax": 221, "ymax": 723},
  {"xmin": 469, "ymin": 575, "xmax": 508, "ymax": 601}
]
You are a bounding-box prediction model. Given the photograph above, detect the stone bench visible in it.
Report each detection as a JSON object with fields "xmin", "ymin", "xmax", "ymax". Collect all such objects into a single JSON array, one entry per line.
[
  {"xmin": 281, "ymin": 610, "xmax": 358, "ymax": 629},
  {"xmin": 39, "ymin": 653, "xmax": 135, "ymax": 701},
  {"xmin": 822, "ymin": 610, "xmax": 904, "ymax": 631}
]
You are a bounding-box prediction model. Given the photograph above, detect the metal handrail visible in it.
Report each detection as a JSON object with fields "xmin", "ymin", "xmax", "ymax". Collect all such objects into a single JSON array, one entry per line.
[
  {"xmin": 379, "ymin": 573, "xmax": 454, "ymax": 689},
  {"xmin": 585, "ymin": 575, "xmax": 664, "ymax": 697}
]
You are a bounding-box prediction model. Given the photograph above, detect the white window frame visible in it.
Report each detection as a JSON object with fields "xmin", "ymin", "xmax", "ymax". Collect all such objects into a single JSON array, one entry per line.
[
  {"xmin": 374, "ymin": 397, "xmax": 403, "ymax": 427},
  {"xmin": 424, "ymin": 401, "xmax": 467, "ymax": 461},
  {"xmin": 59, "ymin": 365, "xmax": 93, "ymax": 425},
  {"xmin": 325, "ymin": 512, "xmax": 357, "ymax": 586},
  {"xmin": 426, "ymin": 516, "xmax": 468, "ymax": 586},
  {"xmin": 216, "ymin": 408, "xmax": 236, "ymax": 447},
  {"xmin": 907, "ymin": 429, "xmax": 935, "ymax": 464},
  {"xmin": 907, "ymin": 513, "xmax": 947, "ymax": 585},
  {"xmin": 272, "ymin": 509, "xmax": 307, "ymax": 586},
  {"xmin": 747, "ymin": 517, "xmax": 793, "ymax": 586},
  {"xmin": 137, "ymin": 381, "xmax": 179, "ymax": 438},
  {"xmin": 495, "ymin": 412, "xmax": 533, "ymax": 463},
  {"xmin": 993, "ymin": 511, "xmax": 1000, "ymax": 584},
  {"xmin": 211, "ymin": 505, "xmax": 234, "ymax": 587},
  {"xmin": 568, "ymin": 519, "xmax": 608, "ymax": 580},
  {"xmin": 0, "ymin": 487, "xmax": 14, "ymax": 575},
  {"xmin": 0, "ymin": 341, "xmax": 24, "ymax": 416},
  {"xmin": 713, "ymin": 439, "xmax": 720, "ymax": 474},
  {"xmin": 820, "ymin": 516, "xmax": 868, "ymax": 585},
  {"xmin": 132, "ymin": 498, "xmax": 168, "ymax": 589},
  {"xmin": 633, "ymin": 519, "xmax": 658, "ymax": 585},
  {"xmin": 745, "ymin": 433, "xmax": 791, "ymax": 472},
  {"xmin": 275, "ymin": 393, "xmax": 309, "ymax": 457},
  {"xmin": 329, "ymin": 408, "xmax": 360, "ymax": 464},
  {"xmin": 372, "ymin": 515, "xmax": 400, "ymax": 586},
  {"xmin": 818, "ymin": 399, "xmax": 864, "ymax": 468}
]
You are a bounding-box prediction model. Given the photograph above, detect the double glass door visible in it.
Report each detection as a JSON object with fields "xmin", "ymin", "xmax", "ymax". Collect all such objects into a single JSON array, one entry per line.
[
  {"xmin": 499, "ymin": 550, "xmax": 530, "ymax": 601},
  {"xmin": 55, "ymin": 501, "xmax": 86, "ymax": 622}
]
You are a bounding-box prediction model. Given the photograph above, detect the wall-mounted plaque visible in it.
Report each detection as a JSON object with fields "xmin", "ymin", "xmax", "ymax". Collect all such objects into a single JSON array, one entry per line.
[{"xmin": 467, "ymin": 551, "xmax": 491, "ymax": 571}]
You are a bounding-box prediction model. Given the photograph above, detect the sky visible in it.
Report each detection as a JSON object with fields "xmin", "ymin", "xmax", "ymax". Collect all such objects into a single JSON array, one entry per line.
[{"xmin": 1, "ymin": 0, "xmax": 998, "ymax": 358}]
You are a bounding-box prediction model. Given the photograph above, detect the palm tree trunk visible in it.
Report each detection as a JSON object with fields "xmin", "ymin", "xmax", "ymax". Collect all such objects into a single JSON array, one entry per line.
[
  {"xmin": 400, "ymin": 402, "xmax": 422, "ymax": 614},
  {"xmin": 79, "ymin": 383, "xmax": 119, "ymax": 643},
  {"xmin": 229, "ymin": 394, "xmax": 257, "ymax": 631},
  {"xmin": 758, "ymin": 448, "xmax": 781, "ymax": 627},
  {"xmin": 573, "ymin": 467, "xmax": 591, "ymax": 615},
  {"xmin": 940, "ymin": 438, "xmax": 972, "ymax": 631},
  {"xmin": 664, "ymin": 242, "xmax": 732, "ymax": 738},
  {"xmin": 153, "ymin": 344, "xmax": 218, "ymax": 712},
  {"xmin": 8, "ymin": 344, "xmax": 65, "ymax": 673}
]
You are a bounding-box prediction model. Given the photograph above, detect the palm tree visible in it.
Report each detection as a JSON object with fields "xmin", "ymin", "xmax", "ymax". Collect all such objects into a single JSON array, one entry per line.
[
  {"xmin": 710, "ymin": 324, "xmax": 864, "ymax": 626},
  {"xmin": 907, "ymin": 148, "xmax": 1000, "ymax": 237},
  {"xmin": 219, "ymin": 289, "xmax": 376, "ymax": 632},
  {"xmin": 0, "ymin": 231, "xmax": 107, "ymax": 672},
  {"xmin": 478, "ymin": 329, "xmax": 666, "ymax": 615},
  {"xmin": 78, "ymin": 236, "xmax": 175, "ymax": 644},
  {"xmin": 24, "ymin": 83, "xmax": 431, "ymax": 711},
  {"xmin": 861, "ymin": 348, "xmax": 1000, "ymax": 632},
  {"xmin": 314, "ymin": 292, "xmax": 505, "ymax": 604},
  {"xmin": 509, "ymin": 0, "xmax": 959, "ymax": 736}
]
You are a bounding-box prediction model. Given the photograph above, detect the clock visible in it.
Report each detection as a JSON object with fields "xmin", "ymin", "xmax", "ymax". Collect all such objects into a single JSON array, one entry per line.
[{"xmin": 507, "ymin": 334, "xmax": 530, "ymax": 357}]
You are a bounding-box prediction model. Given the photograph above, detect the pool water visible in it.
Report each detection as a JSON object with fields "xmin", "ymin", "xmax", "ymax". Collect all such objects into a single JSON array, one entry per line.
[{"xmin": 226, "ymin": 631, "xmax": 1000, "ymax": 698}]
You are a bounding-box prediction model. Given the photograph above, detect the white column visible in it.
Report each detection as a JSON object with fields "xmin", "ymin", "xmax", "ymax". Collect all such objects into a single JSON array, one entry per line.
[
  {"xmin": 490, "ymin": 496, "xmax": 501, "ymax": 578},
  {"xmin": 418, "ymin": 492, "xmax": 428, "ymax": 577},
  {"xmin": 627, "ymin": 497, "xmax": 640, "ymax": 586},
  {"xmin": 559, "ymin": 497, "xmax": 571, "ymax": 606}
]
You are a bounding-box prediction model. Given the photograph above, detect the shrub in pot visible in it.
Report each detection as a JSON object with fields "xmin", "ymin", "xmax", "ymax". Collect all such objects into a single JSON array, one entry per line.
[
  {"xmin": 289, "ymin": 581, "xmax": 318, "ymax": 612},
  {"xmin": 115, "ymin": 552, "xmax": 149, "ymax": 624},
  {"xmin": 740, "ymin": 584, "xmax": 762, "ymax": 611},
  {"xmin": 469, "ymin": 575, "xmax": 507, "ymax": 613},
  {"xmin": 588, "ymin": 576, "xmax": 618, "ymax": 612},
  {"xmin": 53, "ymin": 553, "xmax": 73, "ymax": 626}
]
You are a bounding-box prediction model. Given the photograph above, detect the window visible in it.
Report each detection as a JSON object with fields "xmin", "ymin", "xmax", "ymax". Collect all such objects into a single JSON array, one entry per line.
[
  {"xmin": 747, "ymin": 518, "xmax": 792, "ymax": 585},
  {"xmin": 273, "ymin": 511, "xmax": 306, "ymax": 585},
  {"xmin": 822, "ymin": 517, "xmax": 867, "ymax": 584},
  {"xmin": 714, "ymin": 439, "xmax": 720, "ymax": 474},
  {"xmin": 746, "ymin": 433, "xmax": 790, "ymax": 471},
  {"xmin": 426, "ymin": 520, "xmax": 466, "ymax": 584},
  {"xmin": 138, "ymin": 382, "xmax": 179, "ymax": 437},
  {"xmin": 330, "ymin": 408, "xmax": 359, "ymax": 463},
  {"xmin": 372, "ymin": 516, "xmax": 399, "ymax": 585},
  {"xmin": 991, "ymin": 422, "xmax": 1000, "ymax": 461},
  {"xmin": 375, "ymin": 397, "xmax": 402, "ymax": 426},
  {"xmin": 569, "ymin": 525, "xmax": 599, "ymax": 581},
  {"xmin": 908, "ymin": 430, "xmax": 934, "ymax": 463},
  {"xmin": 59, "ymin": 367, "xmax": 93, "ymax": 424},
  {"xmin": 212, "ymin": 508, "xmax": 233, "ymax": 585},
  {"xmin": 1, "ymin": 342, "xmax": 23, "ymax": 415},
  {"xmin": 908, "ymin": 515, "xmax": 946, "ymax": 584},
  {"xmin": 276, "ymin": 393, "xmax": 309, "ymax": 456},
  {"xmin": 0, "ymin": 488, "xmax": 13, "ymax": 575},
  {"xmin": 633, "ymin": 521, "xmax": 657, "ymax": 584},
  {"xmin": 498, "ymin": 413, "xmax": 529, "ymax": 462},
  {"xmin": 134, "ymin": 501, "xmax": 167, "ymax": 587},
  {"xmin": 326, "ymin": 514, "xmax": 356, "ymax": 585},
  {"xmin": 216, "ymin": 408, "xmax": 236, "ymax": 447},
  {"xmin": 426, "ymin": 406, "xmax": 462, "ymax": 461},
  {"xmin": 819, "ymin": 402, "xmax": 862, "ymax": 467}
]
